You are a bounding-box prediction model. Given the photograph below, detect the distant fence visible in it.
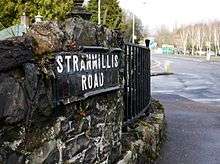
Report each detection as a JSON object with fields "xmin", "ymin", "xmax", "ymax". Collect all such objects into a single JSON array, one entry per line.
[{"xmin": 123, "ymin": 43, "xmax": 151, "ymax": 125}]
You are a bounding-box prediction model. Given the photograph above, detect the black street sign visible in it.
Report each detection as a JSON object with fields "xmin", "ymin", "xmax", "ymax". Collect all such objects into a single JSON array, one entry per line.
[{"xmin": 53, "ymin": 46, "xmax": 123, "ymax": 105}]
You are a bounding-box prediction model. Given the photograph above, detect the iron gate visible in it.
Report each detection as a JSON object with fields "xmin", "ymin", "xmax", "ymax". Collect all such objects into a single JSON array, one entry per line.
[{"xmin": 124, "ymin": 43, "xmax": 151, "ymax": 125}]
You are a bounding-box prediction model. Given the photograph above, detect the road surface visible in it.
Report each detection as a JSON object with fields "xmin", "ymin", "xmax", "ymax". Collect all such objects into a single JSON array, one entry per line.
[
  {"xmin": 152, "ymin": 54, "xmax": 220, "ymax": 164},
  {"xmin": 152, "ymin": 54, "xmax": 220, "ymax": 106}
]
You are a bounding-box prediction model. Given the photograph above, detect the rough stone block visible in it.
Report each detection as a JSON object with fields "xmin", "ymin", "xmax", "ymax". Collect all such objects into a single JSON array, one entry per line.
[
  {"xmin": 0, "ymin": 37, "xmax": 34, "ymax": 72},
  {"xmin": 27, "ymin": 21, "xmax": 64, "ymax": 55},
  {"xmin": 0, "ymin": 73, "xmax": 27, "ymax": 124},
  {"xmin": 119, "ymin": 99, "xmax": 166, "ymax": 164}
]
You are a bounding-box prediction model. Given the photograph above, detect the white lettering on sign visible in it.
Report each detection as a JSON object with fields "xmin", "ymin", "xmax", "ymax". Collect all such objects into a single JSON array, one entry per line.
[
  {"xmin": 73, "ymin": 56, "xmax": 79, "ymax": 72},
  {"xmin": 81, "ymin": 73, "xmax": 104, "ymax": 91},
  {"xmin": 98, "ymin": 54, "xmax": 101, "ymax": 69},
  {"xmin": 102, "ymin": 55, "xmax": 106, "ymax": 69},
  {"xmin": 92, "ymin": 54, "xmax": 98, "ymax": 69},
  {"xmin": 65, "ymin": 55, "xmax": 71, "ymax": 72},
  {"xmin": 115, "ymin": 55, "xmax": 119, "ymax": 68},
  {"xmin": 86, "ymin": 54, "xmax": 92, "ymax": 70},
  {"xmin": 57, "ymin": 55, "xmax": 63, "ymax": 73},
  {"xmin": 56, "ymin": 53, "xmax": 119, "ymax": 92},
  {"xmin": 80, "ymin": 59, "xmax": 86, "ymax": 71}
]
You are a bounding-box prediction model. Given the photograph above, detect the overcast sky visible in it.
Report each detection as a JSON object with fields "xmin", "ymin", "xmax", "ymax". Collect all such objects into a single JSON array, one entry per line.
[
  {"xmin": 119, "ymin": 0, "xmax": 220, "ymax": 32},
  {"xmin": 85, "ymin": 0, "xmax": 220, "ymax": 33}
]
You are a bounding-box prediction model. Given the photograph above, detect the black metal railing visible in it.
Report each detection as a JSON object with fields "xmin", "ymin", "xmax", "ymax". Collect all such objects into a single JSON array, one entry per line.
[
  {"xmin": 123, "ymin": 43, "xmax": 151, "ymax": 125},
  {"xmin": 52, "ymin": 42, "xmax": 151, "ymax": 125}
]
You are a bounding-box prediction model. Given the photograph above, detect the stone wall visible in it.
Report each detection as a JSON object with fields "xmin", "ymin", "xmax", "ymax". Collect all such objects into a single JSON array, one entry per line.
[
  {"xmin": 118, "ymin": 100, "xmax": 166, "ymax": 164},
  {"xmin": 0, "ymin": 17, "xmax": 166, "ymax": 164},
  {"xmin": 0, "ymin": 17, "xmax": 124, "ymax": 164}
]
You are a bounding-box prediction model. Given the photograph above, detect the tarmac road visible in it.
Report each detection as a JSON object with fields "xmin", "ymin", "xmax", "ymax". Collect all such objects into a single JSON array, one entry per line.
[
  {"xmin": 152, "ymin": 54, "xmax": 220, "ymax": 106},
  {"xmin": 152, "ymin": 54, "xmax": 220, "ymax": 164}
]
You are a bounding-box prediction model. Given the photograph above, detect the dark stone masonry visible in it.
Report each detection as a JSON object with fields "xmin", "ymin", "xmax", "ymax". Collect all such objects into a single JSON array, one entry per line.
[
  {"xmin": 0, "ymin": 17, "xmax": 124, "ymax": 164},
  {"xmin": 0, "ymin": 15, "xmax": 165, "ymax": 164}
]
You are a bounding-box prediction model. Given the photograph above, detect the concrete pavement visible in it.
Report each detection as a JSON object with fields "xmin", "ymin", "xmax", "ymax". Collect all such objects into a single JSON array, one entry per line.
[{"xmin": 155, "ymin": 94, "xmax": 220, "ymax": 164}]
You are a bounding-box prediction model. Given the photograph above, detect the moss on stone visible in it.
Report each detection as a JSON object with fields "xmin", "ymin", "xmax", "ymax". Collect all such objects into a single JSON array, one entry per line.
[
  {"xmin": 120, "ymin": 99, "xmax": 166, "ymax": 164},
  {"xmin": 151, "ymin": 99, "xmax": 165, "ymax": 113}
]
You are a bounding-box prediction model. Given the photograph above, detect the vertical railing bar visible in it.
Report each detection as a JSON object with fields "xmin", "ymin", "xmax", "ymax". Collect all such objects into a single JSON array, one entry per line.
[
  {"xmin": 128, "ymin": 45, "xmax": 132, "ymax": 119},
  {"xmin": 144, "ymin": 49, "xmax": 147, "ymax": 109},
  {"xmin": 135, "ymin": 46, "xmax": 138, "ymax": 116},
  {"xmin": 139, "ymin": 47, "xmax": 142, "ymax": 111},
  {"xmin": 140, "ymin": 47, "xmax": 143, "ymax": 112},
  {"xmin": 145, "ymin": 48, "xmax": 148, "ymax": 108},
  {"xmin": 147, "ymin": 49, "xmax": 149, "ymax": 106},
  {"xmin": 136, "ymin": 46, "xmax": 139, "ymax": 114},
  {"xmin": 148, "ymin": 48, "xmax": 151, "ymax": 108},
  {"xmin": 132, "ymin": 46, "xmax": 135, "ymax": 118},
  {"xmin": 146, "ymin": 48, "xmax": 150, "ymax": 110},
  {"xmin": 134, "ymin": 47, "xmax": 138, "ymax": 116},
  {"xmin": 131, "ymin": 46, "xmax": 133, "ymax": 118},
  {"xmin": 135, "ymin": 46, "xmax": 138, "ymax": 117},
  {"xmin": 126, "ymin": 45, "xmax": 130, "ymax": 120},
  {"xmin": 127, "ymin": 45, "xmax": 130, "ymax": 120},
  {"xmin": 144, "ymin": 48, "xmax": 147, "ymax": 108},
  {"xmin": 138, "ymin": 46, "xmax": 140, "ymax": 116},
  {"xmin": 141, "ymin": 47, "xmax": 144, "ymax": 111},
  {"xmin": 131, "ymin": 46, "xmax": 134, "ymax": 118},
  {"xmin": 142, "ymin": 48, "xmax": 145, "ymax": 110},
  {"xmin": 137, "ymin": 48, "xmax": 141, "ymax": 112},
  {"xmin": 141, "ymin": 48, "xmax": 144, "ymax": 112},
  {"xmin": 124, "ymin": 45, "xmax": 128, "ymax": 122}
]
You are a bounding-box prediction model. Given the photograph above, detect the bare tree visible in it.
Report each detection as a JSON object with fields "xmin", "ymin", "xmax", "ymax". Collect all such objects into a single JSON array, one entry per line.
[
  {"xmin": 188, "ymin": 25, "xmax": 196, "ymax": 55},
  {"xmin": 213, "ymin": 22, "xmax": 220, "ymax": 55},
  {"xmin": 156, "ymin": 21, "xmax": 220, "ymax": 56},
  {"xmin": 205, "ymin": 23, "xmax": 213, "ymax": 53},
  {"xmin": 122, "ymin": 10, "xmax": 144, "ymax": 43},
  {"xmin": 195, "ymin": 24, "xmax": 206, "ymax": 56},
  {"xmin": 178, "ymin": 26, "xmax": 189, "ymax": 55},
  {"xmin": 155, "ymin": 25, "xmax": 173, "ymax": 47}
]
